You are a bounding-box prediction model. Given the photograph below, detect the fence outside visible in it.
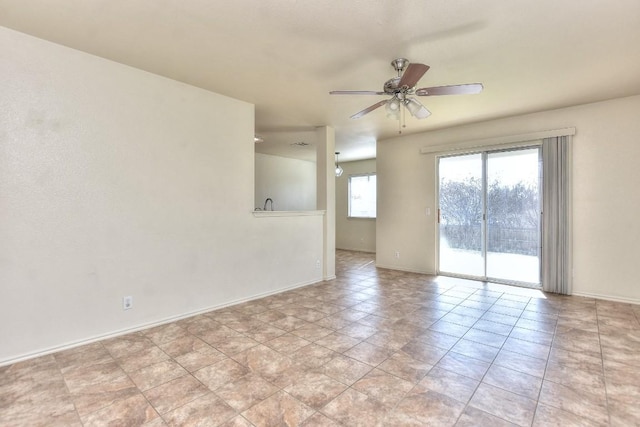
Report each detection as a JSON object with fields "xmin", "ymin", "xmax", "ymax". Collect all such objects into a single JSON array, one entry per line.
[{"xmin": 441, "ymin": 225, "xmax": 539, "ymax": 256}]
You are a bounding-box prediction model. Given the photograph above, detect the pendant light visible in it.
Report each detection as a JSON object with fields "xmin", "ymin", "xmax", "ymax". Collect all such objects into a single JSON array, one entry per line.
[{"xmin": 335, "ymin": 152, "xmax": 344, "ymax": 177}]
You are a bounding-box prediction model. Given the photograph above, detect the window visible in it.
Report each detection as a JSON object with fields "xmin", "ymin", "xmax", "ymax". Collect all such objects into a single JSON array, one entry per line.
[{"xmin": 348, "ymin": 173, "xmax": 376, "ymax": 218}]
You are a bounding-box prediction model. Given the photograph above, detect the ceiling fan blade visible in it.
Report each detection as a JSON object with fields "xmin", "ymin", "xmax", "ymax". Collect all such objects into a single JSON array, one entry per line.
[
  {"xmin": 398, "ymin": 63, "xmax": 430, "ymax": 88},
  {"xmin": 350, "ymin": 100, "xmax": 389, "ymax": 119},
  {"xmin": 330, "ymin": 90, "xmax": 386, "ymax": 95},
  {"xmin": 415, "ymin": 83, "xmax": 483, "ymax": 96}
]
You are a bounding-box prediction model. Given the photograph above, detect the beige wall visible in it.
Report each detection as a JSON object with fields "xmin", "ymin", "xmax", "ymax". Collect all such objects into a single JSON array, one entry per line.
[
  {"xmin": 0, "ymin": 27, "xmax": 324, "ymax": 364},
  {"xmin": 336, "ymin": 159, "xmax": 377, "ymax": 253},
  {"xmin": 377, "ymin": 94, "xmax": 640, "ymax": 304},
  {"xmin": 255, "ymin": 153, "xmax": 316, "ymax": 211}
]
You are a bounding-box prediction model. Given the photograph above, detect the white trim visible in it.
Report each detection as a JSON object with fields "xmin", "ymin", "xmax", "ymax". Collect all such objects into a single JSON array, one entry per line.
[
  {"xmin": 572, "ymin": 291, "xmax": 640, "ymax": 306},
  {"xmin": 336, "ymin": 247, "xmax": 376, "ymax": 253},
  {"xmin": 0, "ymin": 277, "xmax": 323, "ymax": 367},
  {"xmin": 323, "ymin": 274, "xmax": 337, "ymax": 281},
  {"xmin": 375, "ymin": 263, "xmax": 436, "ymax": 275},
  {"xmin": 420, "ymin": 127, "xmax": 576, "ymax": 154},
  {"xmin": 252, "ymin": 210, "xmax": 325, "ymax": 217}
]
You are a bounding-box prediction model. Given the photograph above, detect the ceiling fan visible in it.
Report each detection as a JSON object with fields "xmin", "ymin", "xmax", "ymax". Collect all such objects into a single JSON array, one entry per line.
[{"xmin": 330, "ymin": 58, "xmax": 483, "ymax": 127}]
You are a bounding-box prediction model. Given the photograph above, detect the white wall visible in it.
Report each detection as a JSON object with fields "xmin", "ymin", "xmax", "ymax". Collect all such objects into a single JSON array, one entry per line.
[
  {"xmin": 377, "ymin": 95, "xmax": 640, "ymax": 304},
  {"xmin": 0, "ymin": 27, "xmax": 324, "ymax": 365},
  {"xmin": 336, "ymin": 159, "xmax": 376, "ymax": 253},
  {"xmin": 255, "ymin": 153, "xmax": 316, "ymax": 211}
]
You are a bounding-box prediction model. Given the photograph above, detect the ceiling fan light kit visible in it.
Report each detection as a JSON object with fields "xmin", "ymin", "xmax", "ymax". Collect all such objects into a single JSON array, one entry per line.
[{"xmin": 330, "ymin": 58, "xmax": 483, "ymax": 132}]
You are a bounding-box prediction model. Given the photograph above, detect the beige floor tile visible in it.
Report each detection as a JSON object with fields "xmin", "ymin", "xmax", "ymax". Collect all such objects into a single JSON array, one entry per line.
[
  {"xmin": 377, "ymin": 350, "xmax": 433, "ymax": 383},
  {"xmin": 509, "ymin": 327, "xmax": 554, "ymax": 346},
  {"xmin": 538, "ymin": 379, "xmax": 609, "ymax": 425},
  {"xmin": 533, "ymin": 403, "xmax": 608, "ymax": 427},
  {"xmin": 215, "ymin": 336, "xmax": 261, "ymax": 356},
  {"xmin": 469, "ymin": 383, "xmax": 537, "ymax": 426},
  {"xmin": 144, "ymin": 374, "xmax": 209, "ymax": 414},
  {"xmin": 128, "ymin": 360, "xmax": 187, "ymax": 391},
  {"xmin": 242, "ymin": 324, "xmax": 287, "ymax": 343},
  {"xmin": 320, "ymin": 388, "xmax": 390, "ymax": 427},
  {"xmin": 493, "ymin": 349, "xmax": 547, "ymax": 379},
  {"xmin": 215, "ymin": 373, "xmax": 279, "ymax": 412},
  {"xmin": 415, "ymin": 366, "xmax": 479, "ymax": 404},
  {"xmin": 117, "ymin": 346, "xmax": 171, "ymax": 373},
  {"xmin": 290, "ymin": 323, "xmax": 333, "ymax": 342},
  {"xmin": 552, "ymin": 329, "xmax": 602, "ymax": 358},
  {"xmin": 414, "ymin": 330, "xmax": 461, "ymax": 350},
  {"xmin": 450, "ymin": 338, "xmax": 500, "ymax": 363},
  {"xmin": 5, "ymin": 250, "xmax": 640, "ymax": 427},
  {"xmin": 163, "ymin": 392, "xmax": 236, "ymax": 426},
  {"xmin": 315, "ymin": 331, "xmax": 361, "ymax": 353},
  {"xmin": 157, "ymin": 335, "xmax": 214, "ymax": 358},
  {"xmin": 1, "ymin": 395, "xmax": 81, "ymax": 427},
  {"xmin": 351, "ymin": 368, "xmax": 414, "ymax": 408},
  {"xmin": 435, "ymin": 351, "xmax": 490, "ymax": 381},
  {"xmin": 102, "ymin": 333, "xmax": 156, "ymax": 359},
  {"xmin": 462, "ymin": 328, "xmax": 508, "ymax": 348},
  {"xmin": 62, "ymin": 360, "xmax": 128, "ymax": 393},
  {"xmin": 603, "ymin": 359, "xmax": 640, "ymax": 409},
  {"xmin": 428, "ymin": 320, "xmax": 472, "ymax": 337},
  {"xmin": 400, "ymin": 338, "xmax": 450, "ymax": 366},
  {"xmin": 54, "ymin": 343, "xmax": 113, "ymax": 372},
  {"xmin": 482, "ymin": 364, "xmax": 542, "ymax": 400},
  {"xmin": 321, "ymin": 354, "xmax": 373, "ymax": 385},
  {"xmin": 193, "ymin": 358, "xmax": 249, "ymax": 391},
  {"xmin": 300, "ymin": 412, "xmax": 341, "ymax": 427},
  {"xmin": 366, "ymin": 330, "xmax": 414, "ymax": 351},
  {"xmin": 608, "ymin": 397, "xmax": 640, "ymax": 427},
  {"xmin": 545, "ymin": 349, "xmax": 605, "ymax": 390},
  {"xmin": 219, "ymin": 415, "xmax": 255, "ymax": 427},
  {"xmin": 80, "ymin": 393, "xmax": 159, "ymax": 426},
  {"xmin": 284, "ymin": 371, "xmax": 348, "ymax": 410},
  {"xmin": 456, "ymin": 406, "xmax": 518, "ymax": 427},
  {"xmin": 70, "ymin": 374, "xmax": 139, "ymax": 417},
  {"xmin": 395, "ymin": 388, "xmax": 466, "ymax": 426},
  {"xmin": 290, "ymin": 343, "xmax": 337, "ymax": 369},
  {"xmin": 174, "ymin": 348, "xmax": 228, "ymax": 372},
  {"xmin": 144, "ymin": 323, "xmax": 187, "ymax": 345},
  {"xmin": 343, "ymin": 341, "xmax": 395, "ymax": 366},
  {"xmin": 501, "ymin": 336, "xmax": 551, "ymax": 360},
  {"xmin": 265, "ymin": 333, "xmax": 312, "ymax": 354},
  {"xmin": 242, "ymin": 390, "xmax": 315, "ymax": 427}
]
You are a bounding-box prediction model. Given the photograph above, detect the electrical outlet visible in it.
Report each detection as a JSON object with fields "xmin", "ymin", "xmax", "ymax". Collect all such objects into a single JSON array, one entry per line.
[
  {"xmin": 315, "ymin": 259, "xmax": 321, "ymax": 269},
  {"xmin": 394, "ymin": 251, "xmax": 400, "ymax": 259},
  {"xmin": 123, "ymin": 296, "xmax": 133, "ymax": 310}
]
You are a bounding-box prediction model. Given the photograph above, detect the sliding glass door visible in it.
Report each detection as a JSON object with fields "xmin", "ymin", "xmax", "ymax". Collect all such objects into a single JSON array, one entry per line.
[
  {"xmin": 438, "ymin": 146, "xmax": 541, "ymax": 286},
  {"xmin": 438, "ymin": 153, "xmax": 485, "ymax": 277}
]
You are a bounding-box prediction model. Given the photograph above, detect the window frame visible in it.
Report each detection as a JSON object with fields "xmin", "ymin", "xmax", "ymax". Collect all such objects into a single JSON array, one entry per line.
[{"xmin": 348, "ymin": 173, "xmax": 377, "ymax": 219}]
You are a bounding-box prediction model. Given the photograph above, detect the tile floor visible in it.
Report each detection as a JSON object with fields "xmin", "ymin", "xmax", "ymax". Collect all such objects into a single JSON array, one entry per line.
[{"xmin": 2, "ymin": 250, "xmax": 640, "ymax": 426}]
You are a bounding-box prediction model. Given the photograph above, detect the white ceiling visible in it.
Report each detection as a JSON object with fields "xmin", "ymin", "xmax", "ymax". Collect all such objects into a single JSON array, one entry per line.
[{"xmin": 2, "ymin": 1, "xmax": 640, "ymax": 162}]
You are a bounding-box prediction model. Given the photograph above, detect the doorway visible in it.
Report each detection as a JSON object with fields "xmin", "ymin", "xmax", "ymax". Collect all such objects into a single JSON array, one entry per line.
[{"xmin": 437, "ymin": 146, "xmax": 541, "ymax": 286}]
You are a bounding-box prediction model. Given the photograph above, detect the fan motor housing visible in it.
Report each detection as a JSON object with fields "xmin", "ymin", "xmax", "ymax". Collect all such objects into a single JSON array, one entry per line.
[{"xmin": 384, "ymin": 77, "xmax": 413, "ymax": 97}]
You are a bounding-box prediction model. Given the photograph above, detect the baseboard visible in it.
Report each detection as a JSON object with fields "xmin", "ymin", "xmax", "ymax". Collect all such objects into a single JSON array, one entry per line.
[
  {"xmin": 374, "ymin": 263, "xmax": 436, "ymax": 276},
  {"xmin": 336, "ymin": 246, "xmax": 376, "ymax": 254},
  {"xmin": 572, "ymin": 291, "xmax": 640, "ymax": 306},
  {"xmin": 0, "ymin": 277, "xmax": 322, "ymax": 367}
]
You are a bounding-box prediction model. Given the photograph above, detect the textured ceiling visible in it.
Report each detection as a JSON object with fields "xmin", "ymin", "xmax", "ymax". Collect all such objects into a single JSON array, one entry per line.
[{"xmin": 1, "ymin": 0, "xmax": 640, "ymax": 161}]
